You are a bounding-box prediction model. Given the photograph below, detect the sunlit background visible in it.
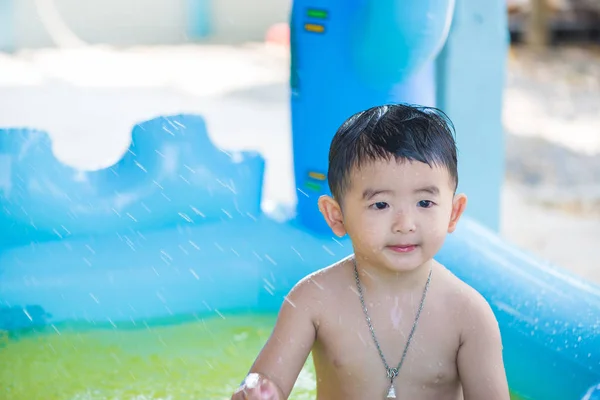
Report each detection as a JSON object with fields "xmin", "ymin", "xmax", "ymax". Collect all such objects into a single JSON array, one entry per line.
[
  {"xmin": 1, "ymin": 0, "xmax": 598, "ymax": 279},
  {"xmin": 0, "ymin": 0, "xmax": 599, "ymax": 399}
]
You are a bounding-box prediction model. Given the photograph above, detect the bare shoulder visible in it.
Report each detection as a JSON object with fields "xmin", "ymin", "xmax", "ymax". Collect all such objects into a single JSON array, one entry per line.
[
  {"xmin": 291, "ymin": 256, "xmax": 350, "ymax": 292},
  {"xmin": 433, "ymin": 262, "xmax": 500, "ymax": 341},
  {"xmin": 286, "ymin": 257, "xmax": 352, "ymax": 318}
]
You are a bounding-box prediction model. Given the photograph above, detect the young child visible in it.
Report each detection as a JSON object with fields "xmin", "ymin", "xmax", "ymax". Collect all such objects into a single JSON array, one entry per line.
[{"xmin": 231, "ymin": 104, "xmax": 510, "ymax": 400}]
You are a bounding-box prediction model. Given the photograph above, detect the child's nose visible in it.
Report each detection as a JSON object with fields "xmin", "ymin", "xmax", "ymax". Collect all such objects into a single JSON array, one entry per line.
[{"xmin": 392, "ymin": 211, "xmax": 416, "ymax": 234}]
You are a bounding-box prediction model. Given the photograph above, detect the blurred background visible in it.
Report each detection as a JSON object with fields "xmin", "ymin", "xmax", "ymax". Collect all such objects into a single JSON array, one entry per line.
[{"xmin": 1, "ymin": 0, "xmax": 598, "ymax": 282}]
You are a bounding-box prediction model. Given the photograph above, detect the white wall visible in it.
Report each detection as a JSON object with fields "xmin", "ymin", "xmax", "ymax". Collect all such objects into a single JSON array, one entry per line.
[
  {"xmin": 11, "ymin": 0, "xmax": 290, "ymax": 49},
  {"xmin": 209, "ymin": 0, "xmax": 291, "ymax": 43},
  {"xmin": 14, "ymin": 0, "xmax": 188, "ymax": 48}
]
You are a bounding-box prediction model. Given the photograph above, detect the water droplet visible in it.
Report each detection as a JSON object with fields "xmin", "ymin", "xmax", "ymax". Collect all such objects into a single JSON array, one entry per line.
[
  {"xmin": 263, "ymin": 278, "xmax": 275, "ymax": 291},
  {"xmin": 332, "ymin": 237, "xmax": 344, "ymax": 247},
  {"xmin": 126, "ymin": 212, "xmax": 137, "ymax": 222},
  {"xmin": 312, "ymin": 279, "xmax": 324, "ymax": 290},
  {"xmin": 191, "ymin": 206, "xmax": 205, "ymax": 217},
  {"xmin": 179, "ymin": 174, "xmax": 190, "ymax": 185},
  {"xmin": 189, "ymin": 268, "xmax": 200, "ymax": 280},
  {"xmin": 110, "ymin": 352, "xmax": 121, "ymax": 364},
  {"xmin": 297, "ymin": 188, "xmax": 309, "ymax": 197},
  {"xmin": 22, "ymin": 308, "xmax": 33, "ymax": 321},
  {"xmin": 160, "ymin": 250, "xmax": 172, "ymax": 265},
  {"xmin": 291, "ymin": 246, "xmax": 304, "ymax": 260},
  {"xmin": 178, "ymin": 212, "xmax": 193, "ymax": 223},
  {"xmin": 265, "ymin": 254, "xmax": 277, "ymax": 265},
  {"xmin": 284, "ymin": 296, "xmax": 296, "ymax": 308},
  {"xmin": 134, "ymin": 161, "xmax": 147, "ymax": 172},
  {"xmin": 263, "ymin": 285, "xmax": 274, "ymax": 296},
  {"xmin": 156, "ymin": 292, "xmax": 166, "ymax": 303},
  {"xmin": 322, "ymin": 245, "xmax": 334, "ymax": 256},
  {"xmin": 221, "ymin": 208, "xmax": 233, "ymax": 218}
]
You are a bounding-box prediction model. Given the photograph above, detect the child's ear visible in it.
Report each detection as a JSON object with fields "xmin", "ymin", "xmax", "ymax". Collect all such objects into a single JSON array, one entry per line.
[
  {"xmin": 318, "ymin": 195, "xmax": 347, "ymax": 237},
  {"xmin": 448, "ymin": 193, "xmax": 467, "ymax": 233}
]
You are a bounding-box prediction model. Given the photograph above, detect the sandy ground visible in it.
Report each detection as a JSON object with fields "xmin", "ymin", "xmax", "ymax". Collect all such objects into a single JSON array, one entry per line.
[
  {"xmin": 0, "ymin": 43, "xmax": 598, "ymax": 284},
  {"xmin": 501, "ymin": 45, "xmax": 600, "ymax": 283}
]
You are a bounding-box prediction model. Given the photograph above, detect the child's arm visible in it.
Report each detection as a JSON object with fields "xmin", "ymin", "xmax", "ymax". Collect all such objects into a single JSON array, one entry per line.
[
  {"xmin": 457, "ymin": 291, "xmax": 510, "ymax": 400},
  {"xmin": 237, "ymin": 277, "xmax": 319, "ymax": 399}
]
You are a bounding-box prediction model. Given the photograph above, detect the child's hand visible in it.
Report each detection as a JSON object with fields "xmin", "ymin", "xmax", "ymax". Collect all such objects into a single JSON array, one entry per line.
[{"xmin": 231, "ymin": 373, "xmax": 282, "ymax": 400}]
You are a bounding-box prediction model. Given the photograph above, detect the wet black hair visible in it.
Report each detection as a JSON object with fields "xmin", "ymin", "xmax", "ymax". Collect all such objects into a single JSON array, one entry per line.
[{"xmin": 327, "ymin": 103, "xmax": 458, "ymax": 201}]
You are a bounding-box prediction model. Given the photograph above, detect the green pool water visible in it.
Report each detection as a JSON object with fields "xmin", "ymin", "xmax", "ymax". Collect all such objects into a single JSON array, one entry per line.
[{"xmin": 0, "ymin": 313, "xmax": 524, "ymax": 400}]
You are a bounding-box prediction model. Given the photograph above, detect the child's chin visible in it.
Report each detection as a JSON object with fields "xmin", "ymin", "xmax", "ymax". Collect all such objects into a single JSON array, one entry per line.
[
  {"xmin": 389, "ymin": 264, "xmax": 422, "ymax": 273},
  {"xmin": 383, "ymin": 253, "xmax": 424, "ymax": 272}
]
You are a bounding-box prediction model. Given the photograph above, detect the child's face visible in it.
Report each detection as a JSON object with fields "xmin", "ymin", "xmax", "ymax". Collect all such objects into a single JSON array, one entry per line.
[{"xmin": 319, "ymin": 158, "xmax": 466, "ymax": 273}]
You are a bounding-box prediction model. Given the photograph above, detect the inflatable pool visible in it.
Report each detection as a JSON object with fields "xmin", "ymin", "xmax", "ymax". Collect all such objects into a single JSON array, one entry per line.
[
  {"xmin": 1, "ymin": 0, "xmax": 600, "ymax": 399},
  {"xmin": 1, "ymin": 113, "xmax": 600, "ymax": 399}
]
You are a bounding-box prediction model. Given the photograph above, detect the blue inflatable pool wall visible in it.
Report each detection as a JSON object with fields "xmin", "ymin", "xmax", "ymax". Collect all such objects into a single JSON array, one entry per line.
[
  {"xmin": 1, "ymin": 0, "xmax": 599, "ymax": 399},
  {"xmin": 0, "ymin": 116, "xmax": 264, "ymax": 248}
]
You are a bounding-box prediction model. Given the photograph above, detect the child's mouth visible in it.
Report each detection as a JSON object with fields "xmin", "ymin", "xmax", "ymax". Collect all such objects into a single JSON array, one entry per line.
[{"xmin": 387, "ymin": 244, "xmax": 418, "ymax": 253}]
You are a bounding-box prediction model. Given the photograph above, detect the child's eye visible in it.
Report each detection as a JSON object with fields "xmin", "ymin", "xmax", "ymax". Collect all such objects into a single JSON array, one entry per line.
[
  {"xmin": 371, "ymin": 202, "xmax": 389, "ymax": 210},
  {"xmin": 418, "ymin": 200, "xmax": 434, "ymax": 208}
]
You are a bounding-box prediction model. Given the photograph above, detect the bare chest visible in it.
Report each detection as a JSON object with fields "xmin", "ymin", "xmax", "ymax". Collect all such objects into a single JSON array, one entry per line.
[{"xmin": 312, "ymin": 293, "xmax": 461, "ymax": 399}]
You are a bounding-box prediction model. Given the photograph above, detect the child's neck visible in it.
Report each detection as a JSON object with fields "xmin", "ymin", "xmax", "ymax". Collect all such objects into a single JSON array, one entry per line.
[{"xmin": 353, "ymin": 256, "xmax": 434, "ymax": 293}]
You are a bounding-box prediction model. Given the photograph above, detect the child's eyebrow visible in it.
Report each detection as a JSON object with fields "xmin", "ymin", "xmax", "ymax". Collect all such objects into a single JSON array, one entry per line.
[
  {"xmin": 362, "ymin": 189, "xmax": 394, "ymax": 200},
  {"xmin": 415, "ymin": 185, "xmax": 440, "ymax": 196}
]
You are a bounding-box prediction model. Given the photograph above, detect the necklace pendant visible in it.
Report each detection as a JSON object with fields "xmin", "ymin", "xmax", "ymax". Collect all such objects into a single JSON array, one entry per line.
[{"xmin": 386, "ymin": 382, "xmax": 396, "ymax": 399}]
